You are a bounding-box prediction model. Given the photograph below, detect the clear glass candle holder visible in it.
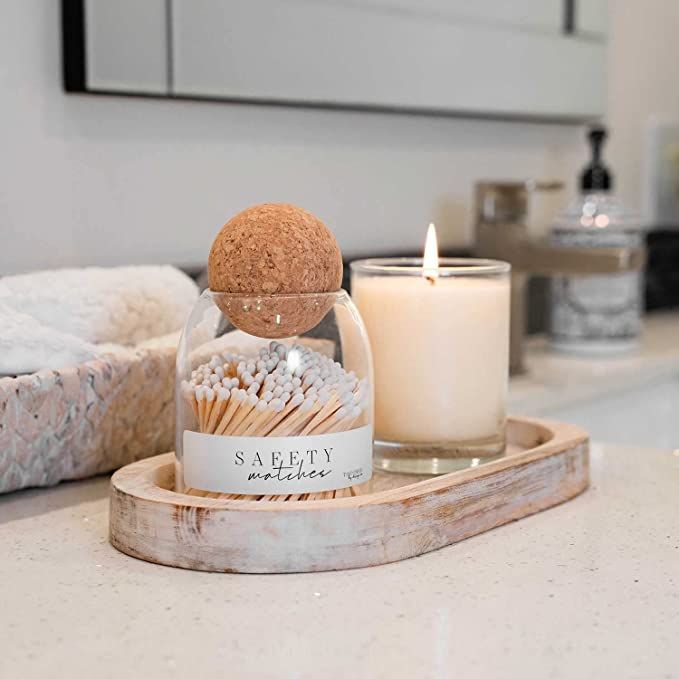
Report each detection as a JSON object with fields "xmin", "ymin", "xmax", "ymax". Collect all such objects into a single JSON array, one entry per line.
[
  {"xmin": 350, "ymin": 258, "xmax": 510, "ymax": 474},
  {"xmin": 175, "ymin": 289, "xmax": 374, "ymax": 499}
]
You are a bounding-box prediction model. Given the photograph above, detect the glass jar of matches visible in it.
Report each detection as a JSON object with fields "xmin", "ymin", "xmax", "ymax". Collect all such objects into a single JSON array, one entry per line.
[{"xmin": 175, "ymin": 290, "xmax": 374, "ymax": 500}]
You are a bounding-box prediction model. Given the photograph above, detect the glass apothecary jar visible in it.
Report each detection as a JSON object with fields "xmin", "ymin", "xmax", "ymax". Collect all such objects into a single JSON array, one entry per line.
[
  {"xmin": 175, "ymin": 290, "xmax": 374, "ymax": 500},
  {"xmin": 550, "ymin": 193, "xmax": 644, "ymax": 354}
]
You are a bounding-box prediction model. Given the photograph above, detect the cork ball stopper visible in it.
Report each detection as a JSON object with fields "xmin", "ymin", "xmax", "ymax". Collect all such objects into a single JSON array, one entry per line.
[
  {"xmin": 208, "ymin": 204, "xmax": 343, "ymax": 338},
  {"xmin": 208, "ymin": 203, "xmax": 342, "ymax": 295}
]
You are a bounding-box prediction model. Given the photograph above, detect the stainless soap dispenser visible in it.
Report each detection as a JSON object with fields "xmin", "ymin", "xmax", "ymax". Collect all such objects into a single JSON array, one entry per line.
[{"xmin": 550, "ymin": 127, "xmax": 645, "ymax": 354}]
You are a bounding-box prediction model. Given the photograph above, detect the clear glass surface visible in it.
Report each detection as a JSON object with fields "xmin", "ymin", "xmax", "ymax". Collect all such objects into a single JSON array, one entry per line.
[
  {"xmin": 175, "ymin": 289, "xmax": 374, "ymax": 496},
  {"xmin": 350, "ymin": 258, "xmax": 510, "ymax": 474},
  {"xmin": 553, "ymin": 192, "xmax": 640, "ymax": 232},
  {"xmin": 550, "ymin": 193, "xmax": 644, "ymax": 353}
]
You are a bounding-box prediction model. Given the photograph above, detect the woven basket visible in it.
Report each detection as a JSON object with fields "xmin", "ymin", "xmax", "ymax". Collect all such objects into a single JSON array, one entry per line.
[{"xmin": 0, "ymin": 336, "xmax": 177, "ymax": 494}]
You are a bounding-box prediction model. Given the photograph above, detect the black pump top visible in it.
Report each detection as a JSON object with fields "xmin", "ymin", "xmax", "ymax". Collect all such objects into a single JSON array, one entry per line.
[{"xmin": 581, "ymin": 126, "xmax": 612, "ymax": 192}]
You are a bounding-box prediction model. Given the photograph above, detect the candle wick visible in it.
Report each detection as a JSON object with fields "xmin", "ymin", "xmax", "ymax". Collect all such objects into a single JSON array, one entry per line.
[{"xmin": 426, "ymin": 275, "xmax": 436, "ymax": 286}]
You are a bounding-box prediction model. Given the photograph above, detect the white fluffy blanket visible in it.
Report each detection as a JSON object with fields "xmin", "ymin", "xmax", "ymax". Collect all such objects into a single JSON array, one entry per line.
[{"xmin": 0, "ymin": 266, "xmax": 198, "ymax": 374}]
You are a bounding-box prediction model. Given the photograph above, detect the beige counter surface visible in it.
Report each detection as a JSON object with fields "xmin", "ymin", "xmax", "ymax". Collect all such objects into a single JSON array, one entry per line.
[
  {"xmin": 1, "ymin": 439, "xmax": 677, "ymax": 679},
  {"xmin": 509, "ymin": 311, "xmax": 679, "ymax": 415}
]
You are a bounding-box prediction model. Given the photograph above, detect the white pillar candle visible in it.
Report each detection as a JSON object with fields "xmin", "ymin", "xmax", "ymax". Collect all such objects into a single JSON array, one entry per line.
[{"xmin": 351, "ymin": 227, "xmax": 510, "ymax": 445}]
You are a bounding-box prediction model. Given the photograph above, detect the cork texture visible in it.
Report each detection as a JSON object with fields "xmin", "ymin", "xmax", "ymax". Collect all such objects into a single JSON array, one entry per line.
[{"xmin": 208, "ymin": 203, "xmax": 343, "ymax": 337}]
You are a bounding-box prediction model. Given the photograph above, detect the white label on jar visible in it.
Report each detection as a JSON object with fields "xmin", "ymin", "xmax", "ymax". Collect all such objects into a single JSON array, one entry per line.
[{"xmin": 182, "ymin": 426, "xmax": 373, "ymax": 495}]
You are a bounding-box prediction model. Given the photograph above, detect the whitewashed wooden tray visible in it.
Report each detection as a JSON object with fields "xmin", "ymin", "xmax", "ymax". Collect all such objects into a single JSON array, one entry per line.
[{"xmin": 109, "ymin": 417, "xmax": 589, "ymax": 573}]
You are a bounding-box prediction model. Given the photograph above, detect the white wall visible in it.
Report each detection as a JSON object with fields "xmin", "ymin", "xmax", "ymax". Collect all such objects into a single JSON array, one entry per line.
[
  {"xmin": 1, "ymin": 1, "xmax": 587, "ymax": 275},
  {"xmin": 606, "ymin": 0, "xmax": 679, "ymax": 216}
]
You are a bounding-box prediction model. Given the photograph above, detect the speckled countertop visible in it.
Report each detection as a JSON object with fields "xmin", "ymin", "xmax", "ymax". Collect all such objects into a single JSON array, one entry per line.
[
  {"xmin": 2, "ymin": 313, "xmax": 679, "ymax": 678},
  {"xmin": 1, "ymin": 440, "xmax": 678, "ymax": 679}
]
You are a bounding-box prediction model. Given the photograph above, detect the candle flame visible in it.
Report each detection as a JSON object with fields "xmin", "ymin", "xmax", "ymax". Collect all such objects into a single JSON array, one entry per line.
[{"xmin": 423, "ymin": 222, "xmax": 439, "ymax": 283}]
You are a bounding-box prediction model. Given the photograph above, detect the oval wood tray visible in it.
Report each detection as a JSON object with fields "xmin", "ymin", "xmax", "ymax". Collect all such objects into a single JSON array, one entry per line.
[{"xmin": 109, "ymin": 417, "xmax": 589, "ymax": 573}]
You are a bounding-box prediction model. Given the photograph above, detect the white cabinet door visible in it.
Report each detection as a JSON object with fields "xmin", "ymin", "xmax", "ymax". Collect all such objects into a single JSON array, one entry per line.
[
  {"xmin": 84, "ymin": 0, "xmax": 169, "ymax": 94},
  {"xmin": 170, "ymin": 0, "xmax": 606, "ymax": 119}
]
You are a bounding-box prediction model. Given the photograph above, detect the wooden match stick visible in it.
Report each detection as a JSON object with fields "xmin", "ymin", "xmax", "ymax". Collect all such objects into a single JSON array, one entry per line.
[
  {"xmin": 223, "ymin": 393, "xmax": 258, "ymax": 435},
  {"xmin": 205, "ymin": 387, "xmax": 228, "ymax": 433},
  {"xmin": 232, "ymin": 399, "xmax": 268, "ymax": 436},
  {"xmin": 214, "ymin": 388, "xmax": 244, "ymax": 435},
  {"xmin": 260, "ymin": 394, "xmax": 304, "ymax": 435}
]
